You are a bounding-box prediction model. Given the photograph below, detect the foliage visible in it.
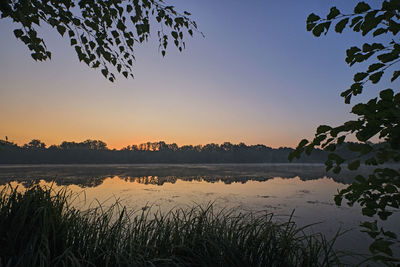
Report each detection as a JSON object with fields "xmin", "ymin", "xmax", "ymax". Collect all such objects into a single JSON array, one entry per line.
[
  {"xmin": 289, "ymin": 0, "xmax": 400, "ymax": 264},
  {"xmin": 0, "ymin": 0, "xmax": 198, "ymax": 81},
  {"xmin": 0, "ymin": 185, "xmax": 345, "ymax": 266}
]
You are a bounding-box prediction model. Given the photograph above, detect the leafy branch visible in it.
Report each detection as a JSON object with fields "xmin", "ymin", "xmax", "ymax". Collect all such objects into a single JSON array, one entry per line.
[
  {"xmin": 1, "ymin": 0, "xmax": 200, "ymax": 81},
  {"xmin": 291, "ymin": 1, "xmax": 400, "ymax": 263},
  {"xmin": 307, "ymin": 1, "xmax": 400, "ymax": 103}
]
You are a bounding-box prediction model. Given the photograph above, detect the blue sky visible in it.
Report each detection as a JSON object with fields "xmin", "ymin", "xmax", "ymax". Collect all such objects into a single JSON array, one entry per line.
[{"xmin": 0, "ymin": 0, "xmax": 394, "ymax": 148}]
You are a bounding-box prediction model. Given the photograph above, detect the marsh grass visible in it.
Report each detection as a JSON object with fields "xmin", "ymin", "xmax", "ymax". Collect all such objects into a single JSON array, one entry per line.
[{"xmin": 0, "ymin": 184, "xmax": 346, "ymax": 266}]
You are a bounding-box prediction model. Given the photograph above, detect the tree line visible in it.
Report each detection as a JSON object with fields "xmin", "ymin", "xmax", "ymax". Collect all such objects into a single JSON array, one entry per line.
[{"xmin": 0, "ymin": 139, "xmax": 331, "ymax": 164}]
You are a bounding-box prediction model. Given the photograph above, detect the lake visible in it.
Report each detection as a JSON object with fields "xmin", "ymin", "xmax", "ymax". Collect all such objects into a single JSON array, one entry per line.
[{"xmin": 1, "ymin": 163, "xmax": 399, "ymax": 257}]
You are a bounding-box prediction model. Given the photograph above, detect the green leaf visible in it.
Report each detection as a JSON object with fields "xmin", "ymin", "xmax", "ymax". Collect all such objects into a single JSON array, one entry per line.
[
  {"xmin": 312, "ymin": 23, "xmax": 325, "ymax": 37},
  {"xmin": 334, "ymin": 194, "xmax": 343, "ymax": 206},
  {"xmin": 325, "ymin": 144, "xmax": 336, "ymax": 152},
  {"xmin": 316, "ymin": 125, "xmax": 332, "ymax": 135},
  {"xmin": 171, "ymin": 31, "xmax": 178, "ymax": 39},
  {"xmin": 337, "ymin": 136, "xmax": 346, "ymax": 145},
  {"xmin": 306, "ymin": 22, "xmax": 316, "ymax": 31},
  {"xmin": 89, "ymin": 41, "xmax": 95, "ymax": 50},
  {"xmin": 298, "ymin": 139, "xmax": 309, "ymax": 148},
  {"xmin": 307, "ymin": 13, "xmax": 320, "ymax": 23},
  {"xmin": 369, "ymin": 71, "xmax": 383, "ymax": 84},
  {"xmin": 367, "ymin": 63, "xmax": 385, "ymax": 73},
  {"xmin": 350, "ymin": 16, "xmax": 363, "ymax": 27},
  {"xmin": 378, "ymin": 52, "xmax": 397, "ymax": 63},
  {"xmin": 380, "ymin": 89, "xmax": 394, "ymax": 101},
  {"xmin": 347, "ymin": 83, "xmax": 363, "ymax": 97},
  {"xmin": 335, "ymin": 18, "xmax": 349, "ymax": 33},
  {"xmin": 57, "ymin": 25, "xmax": 66, "ymax": 36},
  {"xmin": 373, "ymin": 28, "xmax": 387, "ymax": 37},
  {"xmin": 385, "ymin": 184, "xmax": 397, "ymax": 194},
  {"xmin": 305, "ymin": 145, "xmax": 313, "ymax": 155},
  {"xmin": 327, "ymin": 7, "xmax": 340, "ymax": 20},
  {"xmin": 354, "ymin": 2, "xmax": 371, "ymax": 14},
  {"xmin": 13, "ymin": 29, "xmax": 24, "ymax": 38},
  {"xmin": 111, "ymin": 30, "xmax": 119, "ymax": 38},
  {"xmin": 391, "ymin": 71, "xmax": 400, "ymax": 82},
  {"xmin": 101, "ymin": 68, "xmax": 108, "ymax": 78},
  {"xmin": 354, "ymin": 72, "xmax": 368, "ymax": 82}
]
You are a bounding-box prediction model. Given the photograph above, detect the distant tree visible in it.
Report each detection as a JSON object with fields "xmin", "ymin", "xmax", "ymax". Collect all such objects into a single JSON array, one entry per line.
[
  {"xmin": 1, "ymin": 0, "xmax": 198, "ymax": 81},
  {"xmin": 157, "ymin": 141, "xmax": 168, "ymax": 151},
  {"xmin": 221, "ymin": 142, "xmax": 233, "ymax": 151},
  {"xmin": 60, "ymin": 141, "xmax": 78, "ymax": 150},
  {"xmin": 202, "ymin": 143, "xmax": 220, "ymax": 152},
  {"xmin": 23, "ymin": 139, "xmax": 46, "ymax": 149},
  {"xmin": 82, "ymin": 139, "xmax": 107, "ymax": 150},
  {"xmin": 180, "ymin": 145, "xmax": 194, "ymax": 152},
  {"xmin": 290, "ymin": 1, "xmax": 400, "ymax": 263},
  {"xmin": 167, "ymin": 143, "xmax": 178, "ymax": 151}
]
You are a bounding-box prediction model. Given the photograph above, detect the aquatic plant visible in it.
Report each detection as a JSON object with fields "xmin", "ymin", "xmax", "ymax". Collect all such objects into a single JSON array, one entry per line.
[{"xmin": 0, "ymin": 184, "xmax": 345, "ymax": 266}]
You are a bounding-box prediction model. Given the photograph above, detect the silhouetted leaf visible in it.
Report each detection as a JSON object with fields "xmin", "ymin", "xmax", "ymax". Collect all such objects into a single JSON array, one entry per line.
[
  {"xmin": 316, "ymin": 125, "xmax": 332, "ymax": 134},
  {"xmin": 307, "ymin": 13, "xmax": 320, "ymax": 23},
  {"xmin": 380, "ymin": 89, "xmax": 393, "ymax": 101},
  {"xmin": 312, "ymin": 23, "xmax": 325, "ymax": 36},
  {"xmin": 335, "ymin": 18, "xmax": 349, "ymax": 33},
  {"xmin": 354, "ymin": 2, "xmax": 371, "ymax": 13},
  {"xmin": 367, "ymin": 63, "xmax": 385, "ymax": 73},
  {"xmin": 13, "ymin": 29, "xmax": 23, "ymax": 38},
  {"xmin": 327, "ymin": 7, "xmax": 340, "ymax": 20},
  {"xmin": 391, "ymin": 71, "xmax": 400, "ymax": 82},
  {"xmin": 369, "ymin": 71, "xmax": 383, "ymax": 83},
  {"xmin": 354, "ymin": 72, "xmax": 368, "ymax": 82},
  {"xmin": 57, "ymin": 25, "xmax": 66, "ymax": 36},
  {"xmin": 373, "ymin": 28, "xmax": 388, "ymax": 37}
]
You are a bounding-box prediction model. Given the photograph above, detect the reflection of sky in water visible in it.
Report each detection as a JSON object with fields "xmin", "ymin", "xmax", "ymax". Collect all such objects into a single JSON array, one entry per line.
[{"xmin": 1, "ymin": 164, "xmax": 400, "ymax": 257}]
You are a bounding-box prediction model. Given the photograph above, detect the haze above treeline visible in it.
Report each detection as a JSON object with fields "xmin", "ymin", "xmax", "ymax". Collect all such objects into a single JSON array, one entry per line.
[{"xmin": 0, "ymin": 138, "xmax": 367, "ymax": 164}]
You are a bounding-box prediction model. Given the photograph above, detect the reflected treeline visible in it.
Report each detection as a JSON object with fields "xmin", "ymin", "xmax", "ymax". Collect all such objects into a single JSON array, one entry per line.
[
  {"xmin": 0, "ymin": 139, "xmax": 330, "ymax": 164},
  {"xmin": 0, "ymin": 163, "xmax": 387, "ymax": 188}
]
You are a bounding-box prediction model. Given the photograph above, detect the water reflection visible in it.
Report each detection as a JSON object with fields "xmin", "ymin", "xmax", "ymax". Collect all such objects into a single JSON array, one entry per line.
[
  {"xmin": 0, "ymin": 163, "xmax": 383, "ymax": 188},
  {"xmin": 1, "ymin": 163, "xmax": 399, "ymax": 256}
]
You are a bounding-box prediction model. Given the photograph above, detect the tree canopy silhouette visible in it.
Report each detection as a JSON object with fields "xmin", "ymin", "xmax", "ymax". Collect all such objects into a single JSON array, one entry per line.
[
  {"xmin": 290, "ymin": 1, "xmax": 400, "ymax": 263},
  {"xmin": 0, "ymin": 0, "xmax": 198, "ymax": 81},
  {"xmin": 0, "ymin": 139, "xmax": 329, "ymax": 164}
]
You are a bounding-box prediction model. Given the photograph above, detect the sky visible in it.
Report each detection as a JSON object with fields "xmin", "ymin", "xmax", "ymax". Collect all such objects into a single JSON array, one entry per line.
[{"xmin": 0, "ymin": 0, "xmax": 394, "ymax": 149}]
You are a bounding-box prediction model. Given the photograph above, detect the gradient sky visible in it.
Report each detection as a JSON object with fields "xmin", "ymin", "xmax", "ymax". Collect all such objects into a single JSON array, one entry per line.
[{"xmin": 0, "ymin": 0, "xmax": 394, "ymax": 149}]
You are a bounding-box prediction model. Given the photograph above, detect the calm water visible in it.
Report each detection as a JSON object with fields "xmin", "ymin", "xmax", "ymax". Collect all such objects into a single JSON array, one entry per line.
[{"xmin": 1, "ymin": 163, "xmax": 399, "ymax": 256}]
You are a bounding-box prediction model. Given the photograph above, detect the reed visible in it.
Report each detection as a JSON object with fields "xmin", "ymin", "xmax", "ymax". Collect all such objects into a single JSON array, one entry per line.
[{"xmin": 0, "ymin": 184, "xmax": 345, "ymax": 266}]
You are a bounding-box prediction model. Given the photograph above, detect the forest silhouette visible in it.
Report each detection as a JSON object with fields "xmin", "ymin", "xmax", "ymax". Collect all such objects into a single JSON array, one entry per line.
[{"xmin": 0, "ymin": 138, "xmax": 367, "ymax": 164}]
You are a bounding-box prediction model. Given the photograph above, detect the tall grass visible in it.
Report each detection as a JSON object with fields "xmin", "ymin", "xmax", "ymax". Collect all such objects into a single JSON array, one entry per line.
[{"xmin": 0, "ymin": 184, "xmax": 345, "ymax": 266}]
